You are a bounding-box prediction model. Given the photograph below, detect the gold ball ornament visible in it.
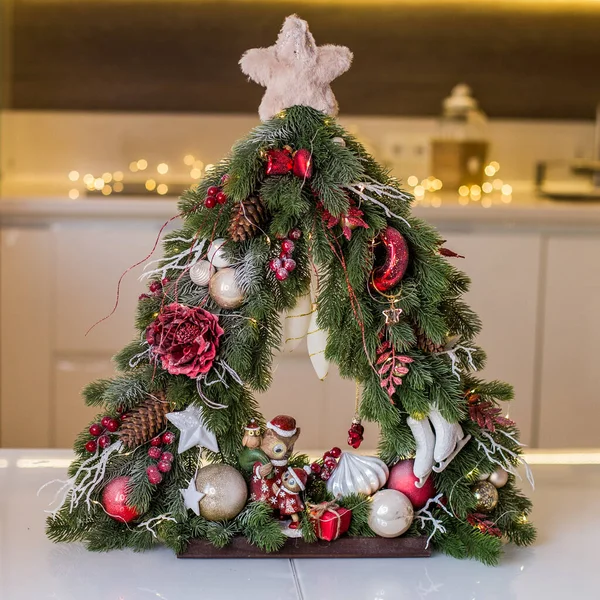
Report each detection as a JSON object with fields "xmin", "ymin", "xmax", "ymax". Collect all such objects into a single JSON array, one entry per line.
[
  {"xmin": 368, "ymin": 489, "xmax": 414, "ymax": 538},
  {"xmin": 195, "ymin": 464, "xmax": 248, "ymax": 521},
  {"xmin": 208, "ymin": 268, "xmax": 244, "ymax": 309},
  {"xmin": 472, "ymin": 481, "xmax": 499, "ymax": 513},
  {"xmin": 488, "ymin": 466, "xmax": 509, "ymax": 488}
]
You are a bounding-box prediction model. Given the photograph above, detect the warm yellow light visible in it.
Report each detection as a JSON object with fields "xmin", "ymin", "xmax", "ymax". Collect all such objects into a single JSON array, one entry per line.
[
  {"xmin": 190, "ymin": 168, "xmax": 202, "ymax": 179},
  {"xmin": 129, "ymin": 161, "xmax": 139, "ymax": 173},
  {"xmin": 68, "ymin": 170, "xmax": 80, "ymax": 182},
  {"xmin": 184, "ymin": 154, "xmax": 195, "ymax": 166},
  {"xmin": 492, "ymin": 178, "xmax": 503, "ymax": 190},
  {"xmin": 145, "ymin": 179, "xmax": 157, "ymax": 191},
  {"xmin": 157, "ymin": 162, "xmax": 169, "ymax": 175},
  {"xmin": 193, "ymin": 160, "xmax": 204, "ymax": 170},
  {"xmin": 482, "ymin": 182, "xmax": 493, "ymax": 193},
  {"xmin": 68, "ymin": 189, "xmax": 79, "ymax": 200},
  {"xmin": 205, "ymin": 163, "xmax": 215, "ymax": 173},
  {"xmin": 137, "ymin": 159, "xmax": 148, "ymax": 171},
  {"xmin": 502, "ymin": 194, "xmax": 512, "ymax": 204},
  {"xmin": 484, "ymin": 165, "xmax": 496, "ymax": 177},
  {"xmin": 420, "ymin": 178, "xmax": 430, "ymax": 190},
  {"xmin": 113, "ymin": 181, "xmax": 124, "ymax": 192},
  {"xmin": 83, "ymin": 173, "xmax": 94, "ymax": 185},
  {"xmin": 113, "ymin": 171, "xmax": 124, "ymax": 182},
  {"xmin": 431, "ymin": 178, "xmax": 443, "ymax": 191},
  {"xmin": 501, "ymin": 184, "xmax": 513, "ymax": 195},
  {"xmin": 413, "ymin": 185, "xmax": 425, "ymax": 197},
  {"xmin": 458, "ymin": 195, "xmax": 469, "ymax": 206},
  {"xmin": 470, "ymin": 185, "xmax": 481, "ymax": 195},
  {"xmin": 102, "ymin": 185, "xmax": 112, "ymax": 196},
  {"xmin": 458, "ymin": 185, "xmax": 470, "ymax": 197},
  {"xmin": 481, "ymin": 197, "xmax": 492, "ymax": 208},
  {"xmin": 157, "ymin": 183, "xmax": 169, "ymax": 195},
  {"xmin": 407, "ymin": 175, "xmax": 418, "ymax": 187},
  {"xmin": 490, "ymin": 161, "xmax": 500, "ymax": 171},
  {"xmin": 94, "ymin": 178, "xmax": 105, "ymax": 190}
]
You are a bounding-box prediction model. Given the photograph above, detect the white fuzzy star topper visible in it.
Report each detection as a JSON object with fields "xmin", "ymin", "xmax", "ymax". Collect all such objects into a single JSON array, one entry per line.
[{"xmin": 240, "ymin": 14, "xmax": 353, "ymax": 122}]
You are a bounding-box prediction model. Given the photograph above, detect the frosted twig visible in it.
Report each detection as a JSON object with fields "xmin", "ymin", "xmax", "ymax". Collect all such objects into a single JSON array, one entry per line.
[
  {"xmin": 415, "ymin": 493, "xmax": 453, "ymax": 548},
  {"xmin": 129, "ymin": 343, "xmax": 151, "ymax": 368},
  {"xmin": 141, "ymin": 238, "xmax": 206, "ymax": 281},
  {"xmin": 497, "ymin": 430, "xmax": 535, "ymax": 489},
  {"xmin": 196, "ymin": 377, "xmax": 228, "ymax": 410},
  {"xmin": 443, "ymin": 345, "xmax": 477, "ymax": 379},
  {"xmin": 137, "ymin": 514, "xmax": 177, "ymax": 539}
]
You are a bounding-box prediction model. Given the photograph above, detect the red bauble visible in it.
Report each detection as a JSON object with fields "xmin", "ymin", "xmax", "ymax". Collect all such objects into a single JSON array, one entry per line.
[
  {"xmin": 204, "ymin": 196, "xmax": 217, "ymax": 209},
  {"xmin": 207, "ymin": 185, "xmax": 219, "ymax": 197},
  {"xmin": 105, "ymin": 418, "xmax": 119, "ymax": 433},
  {"xmin": 150, "ymin": 437, "xmax": 162, "ymax": 447},
  {"xmin": 281, "ymin": 239, "xmax": 295, "ymax": 254},
  {"xmin": 265, "ymin": 148, "xmax": 293, "ymax": 175},
  {"xmin": 157, "ymin": 460, "xmax": 172, "ymax": 473},
  {"xmin": 310, "ymin": 462, "xmax": 322, "ymax": 474},
  {"xmin": 98, "ymin": 435, "xmax": 111, "ymax": 449},
  {"xmin": 282, "ymin": 258, "xmax": 296, "ymax": 272},
  {"xmin": 215, "ymin": 191, "xmax": 227, "ymax": 205},
  {"xmin": 101, "ymin": 416, "xmax": 111, "ymax": 428},
  {"xmin": 347, "ymin": 420, "xmax": 364, "ymax": 449},
  {"xmin": 329, "ymin": 447, "xmax": 342, "ymax": 459},
  {"xmin": 160, "ymin": 451, "xmax": 174, "ymax": 462},
  {"xmin": 292, "ymin": 149, "xmax": 313, "ymax": 179},
  {"xmin": 85, "ymin": 440, "xmax": 97, "ymax": 453},
  {"xmin": 371, "ymin": 226, "xmax": 409, "ymax": 293},
  {"xmin": 89, "ymin": 423, "xmax": 103, "ymax": 437},
  {"xmin": 148, "ymin": 446, "xmax": 162, "ymax": 459},
  {"xmin": 387, "ymin": 459, "xmax": 436, "ymax": 510},
  {"xmin": 147, "ymin": 466, "xmax": 163, "ymax": 485},
  {"xmin": 269, "ymin": 258, "xmax": 282, "ymax": 272},
  {"xmin": 275, "ymin": 268, "xmax": 289, "ymax": 281},
  {"xmin": 102, "ymin": 476, "xmax": 140, "ymax": 523},
  {"xmin": 161, "ymin": 432, "xmax": 175, "ymax": 445}
]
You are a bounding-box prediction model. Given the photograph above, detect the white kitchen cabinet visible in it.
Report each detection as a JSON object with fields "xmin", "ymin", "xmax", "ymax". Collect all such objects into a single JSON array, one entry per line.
[{"xmin": 538, "ymin": 236, "xmax": 600, "ymax": 448}]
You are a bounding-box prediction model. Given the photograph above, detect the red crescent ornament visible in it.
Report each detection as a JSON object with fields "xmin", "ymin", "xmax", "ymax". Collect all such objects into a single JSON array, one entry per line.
[{"xmin": 371, "ymin": 226, "xmax": 409, "ymax": 292}]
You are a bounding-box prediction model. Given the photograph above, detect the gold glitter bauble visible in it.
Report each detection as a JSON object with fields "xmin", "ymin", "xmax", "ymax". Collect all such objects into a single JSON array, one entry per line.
[
  {"xmin": 195, "ymin": 464, "xmax": 247, "ymax": 521},
  {"xmin": 472, "ymin": 481, "xmax": 499, "ymax": 513}
]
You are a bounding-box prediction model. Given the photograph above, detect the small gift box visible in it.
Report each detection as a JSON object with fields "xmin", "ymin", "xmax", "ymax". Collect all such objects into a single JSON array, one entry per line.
[{"xmin": 308, "ymin": 501, "xmax": 352, "ymax": 542}]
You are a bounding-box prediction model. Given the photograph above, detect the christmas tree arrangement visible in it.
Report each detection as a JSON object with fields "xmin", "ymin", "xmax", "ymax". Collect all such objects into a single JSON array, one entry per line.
[{"xmin": 45, "ymin": 15, "xmax": 535, "ymax": 564}]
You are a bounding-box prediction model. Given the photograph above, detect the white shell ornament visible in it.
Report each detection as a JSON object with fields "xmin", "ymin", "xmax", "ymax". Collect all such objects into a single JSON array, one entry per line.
[
  {"xmin": 209, "ymin": 268, "xmax": 244, "ymax": 309},
  {"xmin": 282, "ymin": 293, "xmax": 313, "ymax": 352},
  {"xmin": 326, "ymin": 452, "xmax": 389, "ymax": 498},
  {"xmin": 189, "ymin": 260, "xmax": 215, "ymax": 286},
  {"xmin": 368, "ymin": 489, "xmax": 414, "ymax": 538},
  {"xmin": 206, "ymin": 238, "xmax": 231, "ymax": 269}
]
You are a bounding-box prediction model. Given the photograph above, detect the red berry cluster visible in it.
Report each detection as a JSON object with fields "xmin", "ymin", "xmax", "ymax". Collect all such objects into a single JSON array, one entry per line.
[
  {"xmin": 310, "ymin": 446, "xmax": 341, "ymax": 481},
  {"xmin": 203, "ymin": 174, "xmax": 230, "ymax": 209},
  {"xmin": 347, "ymin": 419, "xmax": 365, "ymax": 449},
  {"xmin": 146, "ymin": 431, "xmax": 176, "ymax": 485},
  {"xmin": 85, "ymin": 414, "xmax": 121, "ymax": 453},
  {"xmin": 139, "ymin": 277, "xmax": 169, "ymax": 301},
  {"xmin": 269, "ymin": 228, "xmax": 302, "ymax": 281}
]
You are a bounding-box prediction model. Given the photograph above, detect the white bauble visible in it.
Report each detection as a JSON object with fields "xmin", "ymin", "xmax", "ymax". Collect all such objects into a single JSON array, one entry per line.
[
  {"xmin": 478, "ymin": 472, "xmax": 491, "ymax": 481},
  {"xmin": 306, "ymin": 308, "xmax": 329, "ymax": 380},
  {"xmin": 368, "ymin": 489, "xmax": 414, "ymax": 538},
  {"xmin": 209, "ymin": 268, "xmax": 244, "ymax": 309},
  {"xmin": 189, "ymin": 260, "xmax": 215, "ymax": 286},
  {"xmin": 207, "ymin": 238, "xmax": 231, "ymax": 268},
  {"xmin": 489, "ymin": 466, "xmax": 509, "ymax": 488},
  {"xmin": 282, "ymin": 293, "xmax": 313, "ymax": 352},
  {"xmin": 327, "ymin": 452, "xmax": 389, "ymax": 498},
  {"xmin": 331, "ymin": 136, "xmax": 346, "ymax": 147}
]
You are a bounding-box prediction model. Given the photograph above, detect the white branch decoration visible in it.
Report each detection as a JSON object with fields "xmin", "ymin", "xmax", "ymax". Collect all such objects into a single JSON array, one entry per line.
[
  {"xmin": 140, "ymin": 238, "xmax": 206, "ymax": 281},
  {"xmin": 415, "ymin": 492, "xmax": 454, "ymax": 548},
  {"xmin": 137, "ymin": 514, "xmax": 177, "ymax": 539},
  {"xmin": 443, "ymin": 345, "xmax": 477, "ymax": 379}
]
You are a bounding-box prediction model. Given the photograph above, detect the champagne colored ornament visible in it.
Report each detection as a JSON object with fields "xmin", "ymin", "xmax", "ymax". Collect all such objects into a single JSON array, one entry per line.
[
  {"xmin": 282, "ymin": 293, "xmax": 313, "ymax": 352},
  {"xmin": 195, "ymin": 464, "xmax": 248, "ymax": 521},
  {"xmin": 387, "ymin": 458, "xmax": 436, "ymax": 510},
  {"xmin": 189, "ymin": 260, "xmax": 215, "ymax": 286},
  {"xmin": 371, "ymin": 226, "xmax": 409, "ymax": 293},
  {"xmin": 368, "ymin": 489, "xmax": 414, "ymax": 538},
  {"xmin": 489, "ymin": 466, "xmax": 509, "ymax": 488},
  {"xmin": 209, "ymin": 268, "xmax": 244, "ymax": 309},
  {"xmin": 292, "ymin": 149, "xmax": 313, "ymax": 179},
  {"xmin": 331, "ymin": 136, "xmax": 346, "ymax": 146},
  {"xmin": 326, "ymin": 452, "xmax": 388, "ymax": 498},
  {"xmin": 306, "ymin": 306, "xmax": 329, "ymax": 380},
  {"xmin": 478, "ymin": 472, "xmax": 491, "ymax": 481},
  {"xmin": 472, "ymin": 481, "xmax": 499, "ymax": 513},
  {"xmin": 102, "ymin": 476, "xmax": 140, "ymax": 523},
  {"xmin": 206, "ymin": 238, "xmax": 231, "ymax": 269}
]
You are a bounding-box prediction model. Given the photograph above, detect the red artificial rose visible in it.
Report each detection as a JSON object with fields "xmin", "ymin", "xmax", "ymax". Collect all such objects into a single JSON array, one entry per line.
[{"xmin": 146, "ymin": 303, "xmax": 224, "ymax": 378}]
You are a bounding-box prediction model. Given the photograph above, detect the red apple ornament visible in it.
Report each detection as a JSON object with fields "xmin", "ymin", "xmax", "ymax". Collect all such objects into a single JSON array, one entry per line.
[
  {"xmin": 387, "ymin": 458, "xmax": 436, "ymax": 510},
  {"xmin": 371, "ymin": 226, "xmax": 409, "ymax": 293},
  {"xmin": 102, "ymin": 476, "xmax": 140, "ymax": 523}
]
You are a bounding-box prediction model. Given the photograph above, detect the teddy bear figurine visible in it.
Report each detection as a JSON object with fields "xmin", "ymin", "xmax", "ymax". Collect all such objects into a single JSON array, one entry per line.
[{"xmin": 272, "ymin": 466, "xmax": 310, "ymax": 529}]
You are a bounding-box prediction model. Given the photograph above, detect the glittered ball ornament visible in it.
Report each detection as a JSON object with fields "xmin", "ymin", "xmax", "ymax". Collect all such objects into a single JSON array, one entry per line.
[
  {"xmin": 368, "ymin": 489, "xmax": 414, "ymax": 538},
  {"xmin": 265, "ymin": 148, "xmax": 293, "ymax": 175},
  {"xmin": 206, "ymin": 238, "xmax": 232, "ymax": 269},
  {"xmin": 471, "ymin": 481, "xmax": 499, "ymax": 513},
  {"xmin": 102, "ymin": 476, "xmax": 140, "ymax": 523},
  {"xmin": 208, "ymin": 267, "xmax": 245, "ymax": 309},
  {"xmin": 387, "ymin": 458, "xmax": 436, "ymax": 510},
  {"xmin": 195, "ymin": 464, "xmax": 248, "ymax": 521},
  {"xmin": 189, "ymin": 260, "xmax": 215, "ymax": 286},
  {"xmin": 371, "ymin": 226, "xmax": 409, "ymax": 293},
  {"xmin": 489, "ymin": 466, "xmax": 509, "ymax": 488}
]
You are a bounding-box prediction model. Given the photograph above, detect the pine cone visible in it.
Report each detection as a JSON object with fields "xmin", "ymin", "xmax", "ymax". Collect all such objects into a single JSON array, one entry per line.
[
  {"xmin": 229, "ymin": 196, "xmax": 267, "ymax": 242},
  {"xmin": 415, "ymin": 328, "xmax": 445, "ymax": 353},
  {"xmin": 119, "ymin": 392, "xmax": 171, "ymax": 449}
]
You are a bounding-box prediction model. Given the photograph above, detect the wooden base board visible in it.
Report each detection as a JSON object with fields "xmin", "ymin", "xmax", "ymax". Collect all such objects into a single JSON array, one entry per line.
[{"xmin": 178, "ymin": 536, "xmax": 431, "ymax": 559}]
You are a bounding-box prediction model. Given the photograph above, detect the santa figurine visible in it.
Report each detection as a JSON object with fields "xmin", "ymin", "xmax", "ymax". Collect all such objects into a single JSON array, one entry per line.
[{"xmin": 272, "ymin": 466, "xmax": 310, "ymax": 528}]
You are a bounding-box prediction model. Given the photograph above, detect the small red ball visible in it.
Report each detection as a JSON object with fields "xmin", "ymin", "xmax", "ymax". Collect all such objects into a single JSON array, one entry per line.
[
  {"xmin": 150, "ymin": 437, "xmax": 162, "ymax": 447},
  {"xmin": 387, "ymin": 458, "xmax": 437, "ymax": 510},
  {"xmin": 275, "ymin": 268, "xmax": 289, "ymax": 281},
  {"xmin": 149, "ymin": 280, "xmax": 162, "ymax": 293},
  {"xmin": 310, "ymin": 462, "xmax": 322, "ymax": 474},
  {"xmin": 161, "ymin": 432, "xmax": 175, "ymax": 445},
  {"xmin": 160, "ymin": 451, "xmax": 174, "ymax": 462},
  {"xmin": 320, "ymin": 469, "xmax": 331, "ymax": 481},
  {"xmin": 204, "ymin": 196, "xmax": 217, "ymax": 209},
  {"xmin": 101, "ymin": 416, "xmax": 111, "ymax": 428},
  {"xmin": 215, "ymin": 191, "xmax": 227, "ymax": 205},
  {"xmin": 330, "ymin": 447, "xmax": 342, "ymax": 458},
  {"xmin": 148, "ymin": 446, "xmax": 162, "ymax": 459},
  {"xmin": 279, "ymin": 250, "xmax": 291, "ymax": 260},
  {"xmin": 282, "ymin": 258, "xmax": 296, "ymax": 272},
  {"xmin": 288, "ymin": 228, "xmax": 302, "ymax": 240},
  {"xmin": 207, "ymin": 186, "xmax": 219, "ymax": 197},
  {"xmin": 102, "ymin": 476, "xmax": 139, "ymax": 523},
  {"xmin": 324, "ymin": 457, "xmax": 337, "ymax": 469},
  {"xmin": 269, "ymin": 258, "xmax": 282, "ymax": 272},
  {"xmin": 89, "ymin": 423, "xmax": 103, "ymax": 437},
  {"xmin": 147, "ymin": 466, "xmax": 163, "ymax": 485},
  {"xmin": 105, "ymin": 418, "xmax": 119, "ymax": 433},
  {"xmin": 157, "ymin": 460, "xmax": 172, "ymax": 473},
  {"xmin": 98, "ymin": 435, "xmax": 111, "ymax": 449},
  {"xmin": 85, "ymin": 440, "xmax": 97, "ymax": 453},
  {"xmin": 281, "ymin": 239, "xmax": 295, "ymax": 254}
]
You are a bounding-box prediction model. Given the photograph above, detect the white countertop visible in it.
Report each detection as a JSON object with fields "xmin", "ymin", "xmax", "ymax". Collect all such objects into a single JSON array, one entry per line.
[{"xmin": 2, "ymin": 449, "xmax": 600, "ymax": 600}]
